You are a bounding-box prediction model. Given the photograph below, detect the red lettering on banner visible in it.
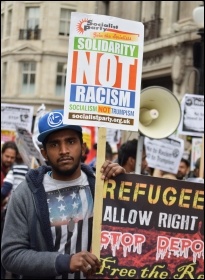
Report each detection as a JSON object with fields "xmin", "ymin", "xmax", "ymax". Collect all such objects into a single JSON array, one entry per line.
[
  {"xmin": 157, "ymin": 236, "xmax": 204, "ymax": 263},
  {"xmin": 101, "ymin": 231, "xmax": 146, "ymax": 257}
]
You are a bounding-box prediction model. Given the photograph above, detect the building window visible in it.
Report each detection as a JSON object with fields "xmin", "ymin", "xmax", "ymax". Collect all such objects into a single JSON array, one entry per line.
[
  {"xmin": 143, "ymin": 2, "xmax": 162, "ymax": 41},
  {"xmin": 6, "ymin": 9, "xmax": 12, "ymax": 37},
  {"xmin": 19, "ymin": 7, "xmax": 40, "ymax": 40},
  {"xmin": 26, "ymin": 7, "xmax": 40, "ymax": 29},
  {"xmin": 1, "ymin": 13, "xmax": 4, "ymax": 39},
  {"xmin": 59, "ymin": 8, "xmax": 75, "ymax": 36},
  {"xmin": 56, "ymin": 62, "xmax": 67, "ymax": 96},
  {"xmin": 1, "ymin": 62, "xmax": 7, "ymax": 95},
  {"xmin": 21, "ymin": 62, "xmax": 36, "ymax": 94}
]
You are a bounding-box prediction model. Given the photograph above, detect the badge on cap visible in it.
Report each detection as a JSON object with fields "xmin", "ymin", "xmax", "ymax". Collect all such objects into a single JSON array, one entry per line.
[{"xmin": 47, "ymin": 112, "xmax": 63, "ymax": 128}]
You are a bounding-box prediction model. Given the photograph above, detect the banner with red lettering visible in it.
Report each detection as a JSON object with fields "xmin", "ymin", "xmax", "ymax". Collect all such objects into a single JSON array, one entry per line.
[
  {"xmin": 92, "ymin": 174, "xmax": 204, "ymax": 279},
  {"xmin": 63, "ymin": 12, "xmax": 144, "ymax": 131}
]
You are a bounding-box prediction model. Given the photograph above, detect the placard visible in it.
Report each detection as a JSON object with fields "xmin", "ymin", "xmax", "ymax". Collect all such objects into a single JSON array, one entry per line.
[
  {"xmin": 92, "ymin": 173, "xmax": 204, "ymax": 279},
  {"xmin": 144, "ymin": 136, "xmax": 184, "ymax": 174},
  {"xmin": 1, "ymin": 103, "xmax": 34, "ymax": 132},
  {"xmin": 63, "ymin": 12, "xmax": 144, "ymax": 131},
  {"xmin": 178, "ymin": 94, "xmax": 204, "ymax": 137}
]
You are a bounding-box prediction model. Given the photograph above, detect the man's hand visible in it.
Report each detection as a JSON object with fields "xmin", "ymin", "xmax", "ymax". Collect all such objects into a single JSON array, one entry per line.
[
  {"xmin": 69, "ymin": 251, "xmax": 101, "ymax": 276},
  {"xmin": 100, "ymin": 160, "xmax": 126, "ymax": 180},
  {"xmin": 1, "ymin": 196, "xmax": 9, "ymax": 207}
]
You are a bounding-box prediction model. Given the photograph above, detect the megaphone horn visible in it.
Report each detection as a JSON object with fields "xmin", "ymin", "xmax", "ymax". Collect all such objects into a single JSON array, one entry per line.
[{"xmin": 139, "ymin": 86, "xmax": 181, "ymax": 139}]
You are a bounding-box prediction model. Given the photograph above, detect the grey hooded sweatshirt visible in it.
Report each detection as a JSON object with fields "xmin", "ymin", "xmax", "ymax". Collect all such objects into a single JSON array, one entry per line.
[{"xmin": 1, "ymin": 164, "xmax": 95, "ymax": 279}]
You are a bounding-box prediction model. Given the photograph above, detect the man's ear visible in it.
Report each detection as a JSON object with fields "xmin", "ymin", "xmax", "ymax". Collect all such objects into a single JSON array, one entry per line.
[
  {"xmin": 82, "ymin": 142, "xmax": 87, "ymax": 156},
  {"xmin": 40, "ymin": 148, "xmax": 47, "ymax": 160},
  {"xmin": 127, "ymin": 156, "xmax": 134, "ymax": 164},
  {"xmin": 128, "ymin": 157, "xmax": 136, "ymax": 170}
]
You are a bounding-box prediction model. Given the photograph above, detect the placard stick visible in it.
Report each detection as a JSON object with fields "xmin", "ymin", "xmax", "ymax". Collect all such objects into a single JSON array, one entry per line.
[
  {"xmin": 135, "ymin": 134, "xmax": 144, "ymax": 174},
  {"xmin": 91, "ymin": 127, "xmax": 106, "ymax": 259},
  {"xmin": 199, "ymin": 135, "xmax": 204, "ymax": 178},
  {"xmin": 31, "ymin": 157, "xmax": 36, "ymax": 169}
]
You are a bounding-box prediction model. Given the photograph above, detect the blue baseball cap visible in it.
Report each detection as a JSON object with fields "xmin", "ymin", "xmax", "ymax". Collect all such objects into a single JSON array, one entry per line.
[{"xmin": 37, "ymin": 109, "xmax": 82, "ymax": 143}]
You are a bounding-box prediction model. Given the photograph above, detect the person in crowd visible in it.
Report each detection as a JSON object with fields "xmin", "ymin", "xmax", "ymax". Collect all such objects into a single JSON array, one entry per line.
[
  {"xmin": 1, "ymin": 109, "xmax": 126, "ymax": 279},
  {"xmin": 186, "ymin": 157, "xmax": 204, "ymax": 183},
  {"xmin": 117, "ymin": 138, "xmax": 148, "ymax": 174},
  {"xmin": 1, "ymin": 151, "xmax": 29, "ymax": 203},
  {"xmin": 1, "ymin": 141, "xmax": 18, "ymax": 279},
  {"xmin": 1, "ymin": 141, "xmax": 18, "ymax": 187},
  {"xmin": 176, "ymin": 158, "xmax": 190, "ymax": 180},
  {"xmin": 188, "ymin": 157, "xmax": 201, "ymax": 179},
  {"xmin": 89, "ymin": 141, "xmax": 113, "ymax": 171}
]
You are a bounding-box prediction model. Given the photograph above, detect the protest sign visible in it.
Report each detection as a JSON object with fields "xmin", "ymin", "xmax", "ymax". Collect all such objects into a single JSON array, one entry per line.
[
  {"xmin": 15, "ymin": 126, "xmax": 45, "ymax": 168},
  {"xmin": 1, "ymin": 103, "xmax": 34, "ymax": 132},
  {"xmin": 178, "ymin": 94, "xmax": 204, "ymax": 137},
  {"xmin": 63, "ymin": 12, "xmax": 144, "ymax": 131},
  {"xmin": 144, "ymin": 136, "xmax": 184, "ymax": 174},
  {"xmin": 91, "ymin": 173, "xmax": 204, "ymax": 279}
]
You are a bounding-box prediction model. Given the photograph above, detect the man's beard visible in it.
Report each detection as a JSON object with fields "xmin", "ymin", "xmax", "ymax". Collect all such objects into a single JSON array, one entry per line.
[
  {"xmin": 47, "ymin": 157, "xmax": 81, "ymax": 178},
  {"xmin": 176, "ymin": 173, "xmax": 184, "ymax": 180}
]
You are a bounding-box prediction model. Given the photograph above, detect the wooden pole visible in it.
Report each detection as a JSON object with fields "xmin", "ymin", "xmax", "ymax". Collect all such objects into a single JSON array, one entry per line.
[
  {"xmin": 135, "ymin": 134, "xmax": 144, "ymax": 174},
  {"xmin": 91, "ymin": 127, "xmax": 106, "ymax": 258},
  {"xmin": 30, "ymin": 157, "xmax": 36, "ymax": 169},
  {"xmin": 199, "ymin": 135, "xmax": 204, "ymax": 178}
]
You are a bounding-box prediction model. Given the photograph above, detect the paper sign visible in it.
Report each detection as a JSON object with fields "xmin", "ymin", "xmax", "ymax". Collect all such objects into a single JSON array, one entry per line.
[
  {"xmin": 178, "ymin": 94, "xmax": 204, "ymax": 137},
  {"xmin": 145, "ymin": 136, "xmax": 184, "ymax": 174},
  {"xmin": 1, "ymin": 103, "xmax": 34, "ymax": 132},
  {"xmin": 63, "ymin": 12, "xmax": 144, "ymax": 131}
]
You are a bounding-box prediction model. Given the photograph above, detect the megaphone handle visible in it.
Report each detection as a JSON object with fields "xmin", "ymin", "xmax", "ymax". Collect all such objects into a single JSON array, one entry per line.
[{"xmin": 135, "ymin": 134, "xmax": 144, "ymax": 174}]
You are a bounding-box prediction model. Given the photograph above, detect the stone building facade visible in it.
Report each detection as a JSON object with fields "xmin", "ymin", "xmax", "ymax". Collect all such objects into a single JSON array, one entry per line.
[{"xmin": 1, "ymin": 1, "xmax": 203, "ymax": 143}]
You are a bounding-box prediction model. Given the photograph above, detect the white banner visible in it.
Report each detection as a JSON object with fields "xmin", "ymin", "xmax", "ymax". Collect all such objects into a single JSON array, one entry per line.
[
  {"xmin": 145, "ymin": 136, "xmax": 184, "ymax": 174},
  {"xmin": 178, "ymin": 94, "xmax": 204, "ymax": 136},
  {"xmin": 1, "ymin": 103, "xmax": 34, "ymax": 132}
]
